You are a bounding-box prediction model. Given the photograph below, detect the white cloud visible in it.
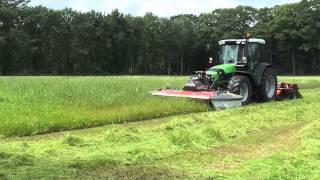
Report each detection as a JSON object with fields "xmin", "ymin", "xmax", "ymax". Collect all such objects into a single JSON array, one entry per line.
[
  {"xmin": 30, "ymin": 0, "xmax": 303, "ymax": 17},
  {"xmin": 72, "ymin": 3, "xmax": 90, "ymax": 12},
  {"xmin": 138, "ymin": 0, "xmax": 237, "ymax": 17},
  {"xmin": 149, "ymin": 0, "xmax": 235, "ymax": 16},
  {"xmin": 282, "ymin": 0, "xmax": 301, "ymax": 3},
  {"xmin": 100, "ymin": 0, "xmax": 236, "ymax": 17},
  {"xmin": 101, "ymin": 0, "xmax": 140, "ymax": 15}
]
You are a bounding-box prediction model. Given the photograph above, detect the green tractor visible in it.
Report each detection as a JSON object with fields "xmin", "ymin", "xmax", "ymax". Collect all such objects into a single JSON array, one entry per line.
[
  {"xmin": 203, "ymin": 37, "xmax": 277, "ymax": 104},
  {"xmin": 153, "ymin": 36, "xmax": 299, "ymax": 107}
]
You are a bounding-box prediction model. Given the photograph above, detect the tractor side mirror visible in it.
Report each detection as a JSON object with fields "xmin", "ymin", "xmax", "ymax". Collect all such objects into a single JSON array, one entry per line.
[
  {"xmin": 242, "ymin": 56, "xmax": 248, "ymax": 64},
  {"xmin": 209, "ymin": 57, "xmax": 215, "ymax": 64}
]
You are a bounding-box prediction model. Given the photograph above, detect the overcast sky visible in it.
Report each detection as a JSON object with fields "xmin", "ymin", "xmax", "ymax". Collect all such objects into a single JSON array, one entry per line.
[{"xmin": 29, "ymin": 0, "xmax": 301, "ymax": 17}]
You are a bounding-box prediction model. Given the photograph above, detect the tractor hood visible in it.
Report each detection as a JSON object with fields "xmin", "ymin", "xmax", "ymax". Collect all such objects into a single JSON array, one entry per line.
[{"xmin": 206, "ymin": 64, "xmax": 236, "ymax": 79}]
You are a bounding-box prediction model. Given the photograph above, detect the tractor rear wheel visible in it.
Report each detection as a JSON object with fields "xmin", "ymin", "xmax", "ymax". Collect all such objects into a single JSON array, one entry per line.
[
  {"xmin": 258, "ymin": 68, "xmax": 277, "ymax": 101},
  {"xmin": 228, "ymin": 75, "xmax": 253, "ymax": 105}
]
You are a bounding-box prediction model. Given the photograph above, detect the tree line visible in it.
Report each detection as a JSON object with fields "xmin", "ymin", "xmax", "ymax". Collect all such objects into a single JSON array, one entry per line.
[{"xmin": 0, "ymin": 0, "xmax": 319, "ymax": 75}]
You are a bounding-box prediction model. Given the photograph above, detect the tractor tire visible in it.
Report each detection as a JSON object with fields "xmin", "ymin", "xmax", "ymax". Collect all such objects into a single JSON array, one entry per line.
[
  {"xmin": 228, "ymin": 75, "xmax": 253, "ymax": 105},
  {"xmin": 258, "ymin": 68, "xmax": 277, "ymax": 102}
]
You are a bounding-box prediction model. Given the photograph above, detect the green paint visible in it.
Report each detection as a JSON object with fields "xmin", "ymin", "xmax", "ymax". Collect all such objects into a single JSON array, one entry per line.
[
  {"xmin": 207, "ymin": 64, "xmax": 236, "ymax": 80},
  {"xmin": 208, "ymin": 64, "xmax": 236, "ymax": 74},
  {"xmin": 206, "ymin": 71, "xmax": 219, "ymax": 80}
]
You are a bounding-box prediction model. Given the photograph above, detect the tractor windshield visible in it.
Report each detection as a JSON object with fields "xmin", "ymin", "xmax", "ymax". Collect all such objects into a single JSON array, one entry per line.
[{"xmin": 218, "ymin": 45, "xmax": 244, "ymax": 64}]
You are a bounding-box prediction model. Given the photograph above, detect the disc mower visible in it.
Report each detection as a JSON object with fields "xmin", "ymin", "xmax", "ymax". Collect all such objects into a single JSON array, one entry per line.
[{"xmin": 152, "ymin": 36, "xmax": 301, "ymax": 109}]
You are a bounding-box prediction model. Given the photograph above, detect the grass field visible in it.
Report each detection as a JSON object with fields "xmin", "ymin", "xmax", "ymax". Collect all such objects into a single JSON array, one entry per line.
[
  {"xmin": 0, "ymin": 76, "xmax": 209, "ymax": 137},
  {"xmin": 1, "ymin": 76, "xmax": 320, "ymax": 179},
  {"xmin": 1, "ymin": 76, "xmax": 319, "ymax": 137}
]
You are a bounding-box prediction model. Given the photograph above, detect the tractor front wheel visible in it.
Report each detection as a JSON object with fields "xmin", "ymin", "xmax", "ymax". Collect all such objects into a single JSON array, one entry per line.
[
  {"xmin": 258, "ymin": 68, "xmax": 277, "ymax": 101},
  {"xmin": 228, "ymin": 75, "xmax": 253, "ymax": 105}
]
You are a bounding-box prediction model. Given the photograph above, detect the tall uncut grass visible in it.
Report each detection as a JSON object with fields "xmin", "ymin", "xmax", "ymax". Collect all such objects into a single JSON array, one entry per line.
[
  {"xmin": 0, "ymin": 76, "xmax": 318, "ymax": 137},
  {"xmin": 0, "ymin": 76, "xmax": 208, "ymax": 137}
]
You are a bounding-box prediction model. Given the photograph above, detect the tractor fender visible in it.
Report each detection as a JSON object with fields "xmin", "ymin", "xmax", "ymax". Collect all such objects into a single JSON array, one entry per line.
[{"xmin": 253, "ymin": 63, "xmax": 272, "ymax": 86}]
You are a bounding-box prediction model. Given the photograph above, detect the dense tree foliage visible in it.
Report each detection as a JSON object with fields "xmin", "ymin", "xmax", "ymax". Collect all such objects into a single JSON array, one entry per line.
[{"xmin": 0, "ymin": 0, "xmax": 319, "ymax": 75}]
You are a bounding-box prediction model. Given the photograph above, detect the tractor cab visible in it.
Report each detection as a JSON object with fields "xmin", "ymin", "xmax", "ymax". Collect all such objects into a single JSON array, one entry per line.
[{"xmin": 217, "ymin": 38, "xmax": 266, "ymax": 70}]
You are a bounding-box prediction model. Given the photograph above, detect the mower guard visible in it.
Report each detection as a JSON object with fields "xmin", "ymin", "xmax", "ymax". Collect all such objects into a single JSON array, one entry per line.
[
  {"xmin": 151, "ymin": 89, "xmax": 215, "ymax": 99},
  {"xmin": 151, "ymin": 89, "xmax": 244, "ymax": 110}
]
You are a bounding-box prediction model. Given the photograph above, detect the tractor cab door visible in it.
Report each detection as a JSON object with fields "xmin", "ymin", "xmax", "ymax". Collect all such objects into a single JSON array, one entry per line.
[{"xmin": 247, "ymin": 43, "xmax": 261, "ymax": 71}]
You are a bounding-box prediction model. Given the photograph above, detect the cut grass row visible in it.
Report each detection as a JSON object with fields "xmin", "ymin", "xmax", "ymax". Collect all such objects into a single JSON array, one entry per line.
[
  {"xmin": 1, "ymin": 86, "xmax": 320, "ymax": 179},
  {"xmin": 0, "ymin": 76, "xmax": 319, "ymax": 137}
]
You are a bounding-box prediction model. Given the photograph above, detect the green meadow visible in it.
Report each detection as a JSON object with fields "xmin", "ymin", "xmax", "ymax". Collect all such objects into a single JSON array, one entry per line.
[{"xmin": 0, "ymin": 76, "xmax": 320, "ymax": 179}]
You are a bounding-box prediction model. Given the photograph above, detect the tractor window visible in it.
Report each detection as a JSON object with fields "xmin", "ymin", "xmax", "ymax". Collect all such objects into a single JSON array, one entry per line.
[
  {"xmin": 219, "ymin": 45, "xmax": 238, "ymax": 64},
  {"xmin": 247, "ymin": 43, "xmax": 260, "ymax": 68}
]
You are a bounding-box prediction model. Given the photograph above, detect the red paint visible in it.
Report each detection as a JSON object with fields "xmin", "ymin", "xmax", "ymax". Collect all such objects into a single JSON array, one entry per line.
[
  {"xmin": 152, "ymin": 89, "xmax": 215, "ymax": 100},
  {"xmin": 276, "ymin": 82, "xmax": 299, "ymax": 98}
]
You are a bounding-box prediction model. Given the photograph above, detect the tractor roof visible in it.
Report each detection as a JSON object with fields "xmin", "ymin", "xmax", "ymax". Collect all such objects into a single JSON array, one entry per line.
[{"xmin": 218, "ymin": 38, "xmax": 266, "ymax": 45}]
